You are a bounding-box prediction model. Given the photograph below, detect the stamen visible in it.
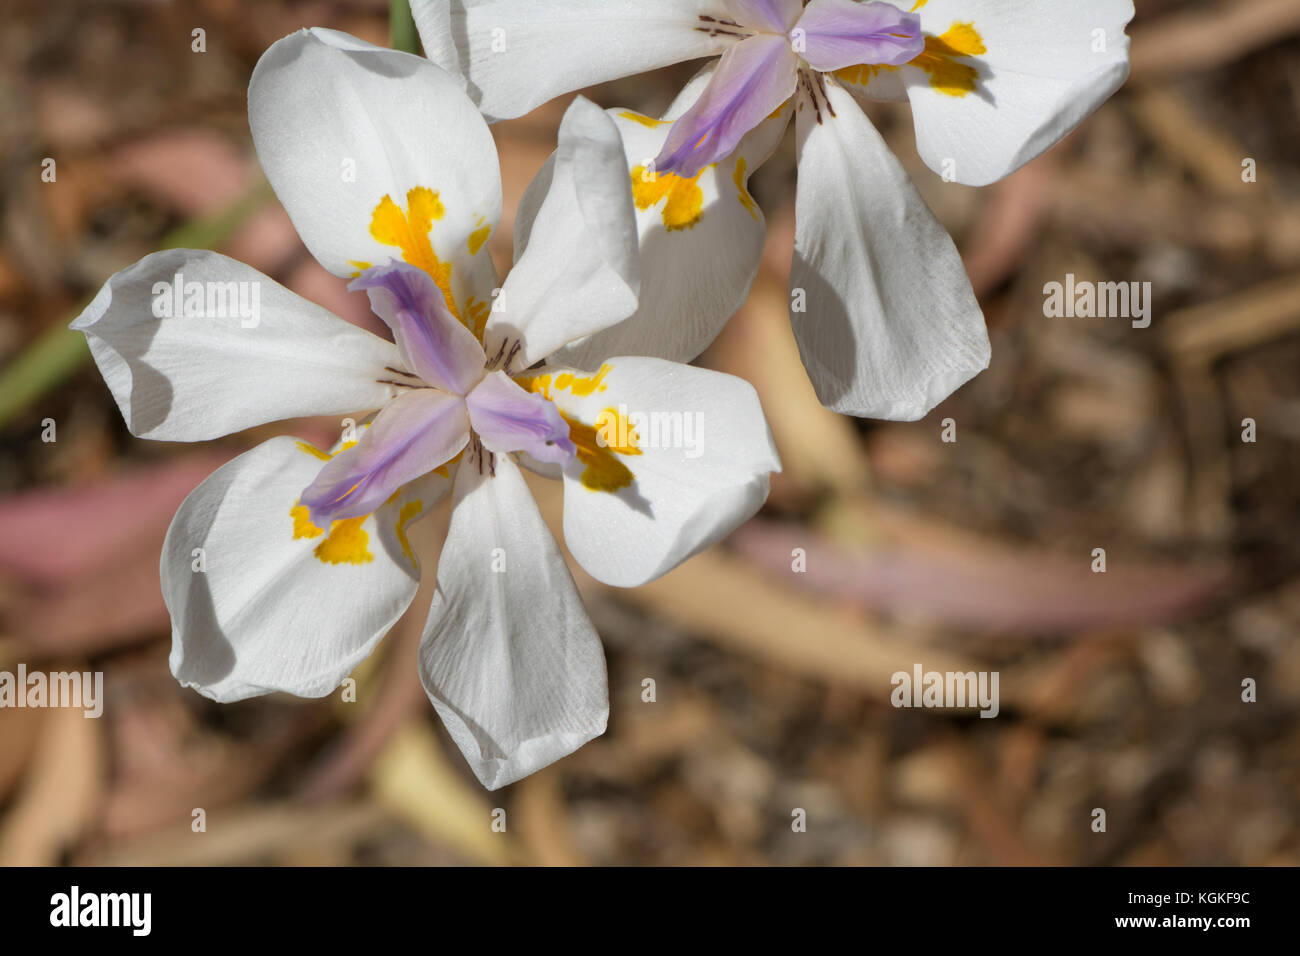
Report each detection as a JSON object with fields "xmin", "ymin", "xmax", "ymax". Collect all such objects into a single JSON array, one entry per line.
[
  {"xmin": 484, "ymin": 336, "xmax": 523, "ymax": 374},
  {"xmin": 797, "ymin": 69, "xmax": 836, "ymax": 125},
  {"xmin": 695, "ymin": 15, "xmax": 753, "ymax": 40},
  {"xmin": 469, "ymin": 435, "xmax": 496, "ymax": 477}
]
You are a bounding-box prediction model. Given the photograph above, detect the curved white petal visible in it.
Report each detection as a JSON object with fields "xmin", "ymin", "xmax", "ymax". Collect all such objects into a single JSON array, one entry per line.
[
  {"xmin": 550, "ymin": 66, "xmax": 788, "ymax": 369},
  {"xmin": 71, "ymin": 249, "xmax": 400, "ymax": 442},
  {"xmin": 164, "ymin": 436, "xmax": 450, "ymax": 703},
  {"xmin": 534, "ymin": 358, "xmax": 779, "ymax": 588},
  {"xmin": 790, "ymin": 81, "xmax": 989, "ymax": 420},
  {"xmin": 249, "ymin": 28, "xmax": 501, "ymax": 319},
  {"xmin": 419, "ymin": 451, "xmax": 608, "ymax": 790},
  {"xmin": 484, "ymin": 97, "xmax": 639, "ymax": 371},
  {"xmin": 898, "ymin": 0, "xmax": 1134, "ymax": 186},
  {"xmin": 412, "ymin": 0, "xmax": 732, "ymax": 122}
]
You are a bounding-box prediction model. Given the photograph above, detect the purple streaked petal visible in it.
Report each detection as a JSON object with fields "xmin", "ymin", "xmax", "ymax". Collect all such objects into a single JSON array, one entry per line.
[
  {"xmin": 654, "ymin": 33, "xmax": 798, "ymax": 179},
  {"xmin": 795, "ymin": 0, "xmax": 924, "ymax": 73},
  {"xmin": 465, "ymin": 371, "xmax": 576, "ymax": 465},
  {"xmin": 300, "ymin": 388, "xmax": 470, "ymax": 527},
  {"xmin": 350, "ymin": 262, "xmax": 485, "ymax": 396},
  {"xmin": 725, "ymin": 0, "xmax": 804, "ymax": 33}
]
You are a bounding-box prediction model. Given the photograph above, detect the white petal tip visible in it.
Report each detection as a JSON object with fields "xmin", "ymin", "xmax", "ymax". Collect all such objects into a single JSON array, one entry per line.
[
  {"xmin": 453, "ymin": 720, "xmax": 609, "ymax": 791},
  {"xmin": 821, "ymin": 359, "xmax": 990, "ymax": 421}
]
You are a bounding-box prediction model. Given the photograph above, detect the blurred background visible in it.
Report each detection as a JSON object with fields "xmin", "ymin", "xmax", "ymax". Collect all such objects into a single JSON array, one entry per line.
[{"xmin": 1, "ymin": 0, "xmax": 1298, "ymax": 866}]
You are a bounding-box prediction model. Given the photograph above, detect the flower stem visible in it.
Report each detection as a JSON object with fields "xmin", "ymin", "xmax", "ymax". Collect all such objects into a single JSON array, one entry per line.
[{"xmin": 390, "ymin": 0, "xmax": 420, "ymax": 54}]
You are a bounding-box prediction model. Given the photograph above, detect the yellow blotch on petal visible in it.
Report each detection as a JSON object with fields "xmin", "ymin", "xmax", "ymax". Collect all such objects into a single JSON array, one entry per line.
[
  {"xmin": 516, "ymin": 364, "xmax": 613, "ymax": 402},
  {"xmin": 468, "ymin": 217, "xmax": 491, "ymax": 256},
  {"xmin": 296, "ymin": 441, "xmax": 333, "ymax": 463},
  {"xmin": 734, "ymin": 158, "xmax": 758, "ymax": 221},
  {"xmin": 290, "ymin": 502, "xmax": 375, "ymax": 565},
  {"xmin": 936, "ymin": 22, "xmax": 985, "ymax": 57},
  {"xmin": 514, "ymin": 370, "xmax": 634, "ymax": 494},
  {"xmin": 394, "ymin": 500, "xmax": 423, "ymax": 569},
  {"xmin": 465, "ymin": 296, "xmax": 491, "ymax": 340},
  {"xmin": 630, "ymin": 164, "xmax": 705, "ymax": 232},
  {"xmin": 369, "ymin": 186, "xmax": 463, "ymax": 322},
  {"xmin": 593, "ymin": 407, "xmax": 642, "ymax": 456},
  {"xmin": 911, "ymin": 23, "xmax": 986, "ymax": 97},
  {"xmin": 313, "ymin": 517, "xmax": 374, "ymax": 565},
  {"xmin": 835, "ymin": 21, "xmax": 985, "ymax": 98},
  {"xmin": 835, "ymin": 61, "xmax": 894, "ymax": 86},
  {"xmin": 291, "ymin": 503, "xmax": 324, "ymax": 539},
  {"xmin": 566, "ymin": 410, "xmax": 641, "ymax": 493},
  {"xmin": 618, "ymin": 111, "xmax": 666, "ymax": 129}
]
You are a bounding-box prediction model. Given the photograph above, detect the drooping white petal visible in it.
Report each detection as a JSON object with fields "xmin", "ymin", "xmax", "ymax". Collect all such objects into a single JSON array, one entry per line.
[
  {"xmin": 550, "ymin": 66, "xmax": 788, "ymax": 369},
  {"xmin": 249, "ymin": 28, "xmax": 501, "ymax": 317},
  {"xmin": 164, "ymin": 436, "xmax": 449, "ymax": 703},
  {"xmin": 533, "ymin": 358, "xmax": 779, "ymax": 588},
  {"xmin": 890, "ymin": 0, "xmax": 1134, "ymax": 186},
  {"xmin": 483, "ymin": 97, "xmax": 639, "ymax": 372},
  {"xmin": 418, "ymin": 451, "xmax": 608, "ymax": 790},
  {"xmin": 411, "ymin": 0, "xmax": 733, "ymax": 122},
  {"xmin": 790, "ymin": 80, "xmax": 989, "ymax": 420},
  {"xmin": 71, "ymin": 249, "xmax": 400, "ymax": 442}
]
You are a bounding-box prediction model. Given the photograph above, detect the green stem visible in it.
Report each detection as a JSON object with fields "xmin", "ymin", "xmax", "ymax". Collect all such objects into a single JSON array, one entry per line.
[
  {"xmin": 390, "ymin": 0, "xmax": 420, "ymax": 54},
  {"xmin": 0, "ymin": 180, "xmax": 274, "ymax": 429}
]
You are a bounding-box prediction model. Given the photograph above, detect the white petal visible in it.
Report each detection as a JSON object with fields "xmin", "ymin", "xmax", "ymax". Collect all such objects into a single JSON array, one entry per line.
[
  {"xmin": 899, "ymin": 0, "xmax": 1133, "ymax": 186},
  {"xmin": 790, "ymin": 81, "xmax": 989, "ymax": 420},
  {"xmin": 550, "ymin": 67, "xmax": 788, "ymax": 369},
  {"xmin": 249, "ymin": 28, "xmax": 501, "ymax": 318},
  {"xmin": 71, "ymin": 249, "xmax": 400, "ymax": 442},
  {"xmin": 484, "ymin": 97, "xmax": 639, "ymax": 371},
  {"xmin": 411, "ymin": 0, "xmax": 732, "ymax": 122},
  {"xmin": 534, "ymin": 358, "xmax": 779, "ymax": 588},
  {"xmin": 419, "ymin": 452, "xmax": 608, "ymax": 789},
  {"xmin": 164, "ymin": 436, "xmax": 450, "ymax": 703}
]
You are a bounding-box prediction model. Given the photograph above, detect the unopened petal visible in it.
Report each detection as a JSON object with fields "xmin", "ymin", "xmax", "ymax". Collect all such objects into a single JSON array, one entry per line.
[{"xmin": 483, "ymin": 97, "xmax": 639, "ymax": 371}]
